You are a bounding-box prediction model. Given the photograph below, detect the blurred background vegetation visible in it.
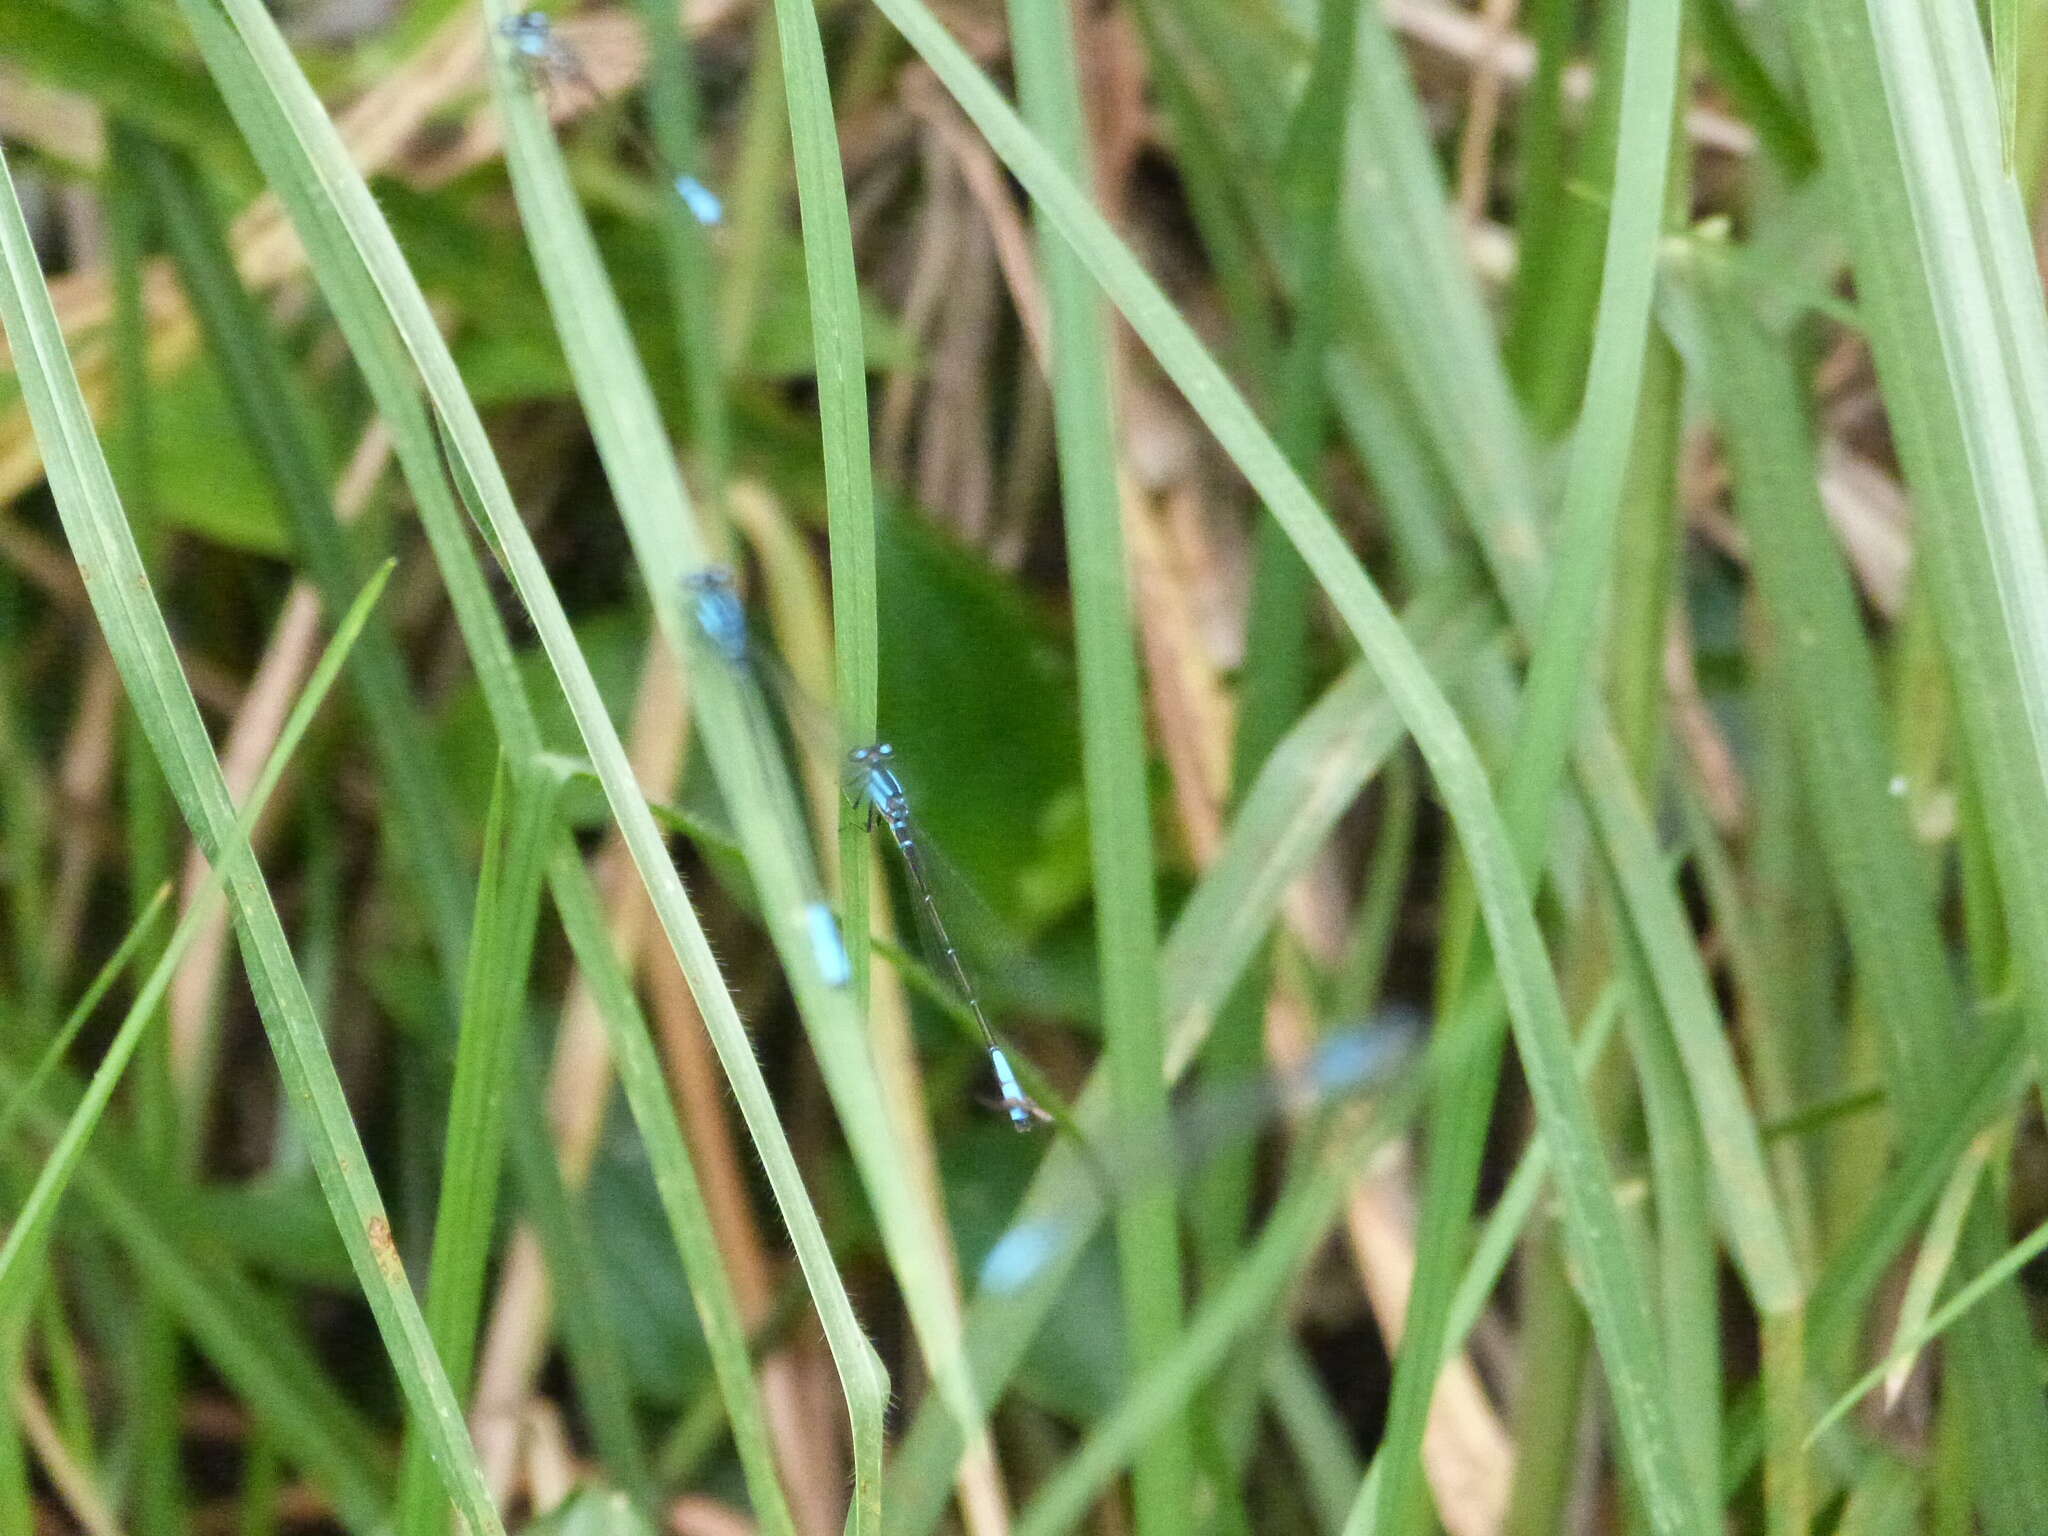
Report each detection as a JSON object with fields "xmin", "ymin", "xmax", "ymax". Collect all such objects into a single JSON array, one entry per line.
[{"xmin": 4, "ymin": 0, "xmax": 2048, "ymax": 1533}]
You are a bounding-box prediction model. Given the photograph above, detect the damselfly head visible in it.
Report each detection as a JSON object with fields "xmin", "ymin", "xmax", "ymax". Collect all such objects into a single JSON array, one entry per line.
[
  {"xmin": 681, "ymin": 565, "xmax": 735, "ymax": 594},
  {"xmin": 499, "ymin": 10, "xmax": 554, "ymax": 56}
]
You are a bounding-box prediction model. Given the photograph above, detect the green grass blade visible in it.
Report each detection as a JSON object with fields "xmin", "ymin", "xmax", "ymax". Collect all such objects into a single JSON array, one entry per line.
[
  {"xmin": 139, "ymin": 138, "xmax": 472, "ymax": 1002},
  {"xmin": 1372, "ymin": 0, "xmax": 1683, "ymax": 1518},
  {"xmin": 1810, "ymin": 1205, "xmax": 2048, "ymax": 1447},
  {"xmin": 1993, "ymin": 0, "xmax": 2021, "ymax": 171},
  {"xmin": 759, "ymin": 0, "xmax": 878, "ymax": 1007},
  {"xmin": 1004, "ymin": 0, "xmax": 1186, "ymax": 1524},
  {"xmin": 1791, "ymin": 0, "xmax": 2048, "ymax": 1121},
  {"xmin": 1689, "ymin": 259, "xmax": 2048, "ymax": 1519},
  {"xmin": 1265, "ymin": 1342, "xmax": 1364, "ymax": 1536},
  {"xmin": 71, "ymin": 1143, "xmax": 393, "ymax": 1531},
  {"xmin": 1013, "ymin": 1101, "xmax": 1416, "ymax": 1536},
  {"xmin": 164, "ymin": 4, "xmax": 889, "ymax": 1523},
  {"xmin": 1690, "ymin": 0, "xmax": 1818, "ymax": 180},
  {"xmin": 0, "ymin": 883, "xmax": 169, "ymax": 1152},
  {"xmin": 1228, "ymin": 0, "xmax": 1361, "ymax": 908},
  {"xmin": 0, "ymin": 0, "xmax": 242, "ymax": 168},
  {"xmin": 631, "ymin": 0, "xmax": 730, "ymax": 506},
  {"xmin": 394, "ymin": 757, "xmax": 561, "ymax": 1536},
  {"xmin": 0, "ymin": 561, "xmax": 392, "ymax": 1350},
  {"xmin": 863, "ymin": 11, "xmax": 1703, "ymax": 1530},
  {"xmin": 546, "ymin": 840, "xmax": 801, "ymax": 1532},
  {"xmin": 1807, "ymin": 1007, "xmax": 2029, "ymax": 1359},
  {"xmin": 501, "ymin": 1034, "xmax": 656, "ymax": 1502},
  {"xmin": 0, "ymin": 125, "xmax": 506, "ymax": 1529}
]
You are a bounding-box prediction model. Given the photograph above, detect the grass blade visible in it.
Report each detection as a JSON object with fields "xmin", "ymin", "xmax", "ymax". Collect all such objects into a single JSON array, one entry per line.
[
  {"xmin": 862, "ymin": 6, "xmax": 1702, "ymax": 1528},
  {"xmin": 1810, "ymin": 1206, "xmax": 2048, "ymax": 1447},
  {"xmin": 394, "ymin": 756, "xmax": 561, "ymax": 1536},
  {"xmin": 139, "ymin": 139, "xmax": 472, "ymax": 1002},
  {"xmin": 0, "ymin": 562, "xmax": 391, "ymax": 1348},
  {"xmin": 164, "ymin": 2, "xmax": 890, "ymax": 1522},
  {"xmin": 1005, "ymin": 0, "xmax": 1187, "ymax": 1524},
  {"xmin": 0, "ymin": 883, "xmax": 169, "ymax": 1152},
  {"xmin": 0, "ymin": 126, "xmax": 506, "ymax": 1531},
  {"xmin": 1791, "ymin": 0, "xmax": 2048, "ymax": 1123}
]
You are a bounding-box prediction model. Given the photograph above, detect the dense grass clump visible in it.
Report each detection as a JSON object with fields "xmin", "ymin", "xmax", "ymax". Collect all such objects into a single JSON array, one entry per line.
[{"xmin": 3, "ymin": 1, "xmax": 2048, "ymax": 1532}]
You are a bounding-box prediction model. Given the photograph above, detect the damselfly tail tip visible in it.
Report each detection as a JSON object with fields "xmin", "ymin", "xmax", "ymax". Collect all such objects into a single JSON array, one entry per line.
[
  {"xmin": 803, "ymin": 900, "xmax": 851, "ymax": 988},
  {"xmin": 673, "ymin": 175, "xmax": 725, "ymax": 227},
  {"xmin": 988, "ymin": 1046, "xmax": 1049, "ymax": 1131},
  {"xmin": 1001, "ymin": 1100, "xmax": 1045, "ymax": 1133}
]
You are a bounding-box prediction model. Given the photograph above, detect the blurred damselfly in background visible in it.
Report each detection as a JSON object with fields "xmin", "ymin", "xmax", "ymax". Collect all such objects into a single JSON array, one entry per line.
[
  {"xmin": 498, "ymin": 10, "xmax": 724, "ymax": 225},
  {"xmin": 680, "ymin": 566, "xmax": 849, "ymax": 989},
  {"xmin": 977, "ymin": 1008, "xmax": 1427, "ymax": 1294}
]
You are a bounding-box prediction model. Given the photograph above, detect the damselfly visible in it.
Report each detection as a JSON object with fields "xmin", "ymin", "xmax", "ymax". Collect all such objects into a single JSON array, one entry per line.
[
  {"xmin": 497, "ymin": 10, "xmax": 724, "ymax": 226},
  {"xmin": 680, "ymin": 567, "xmax": 850, "ymax": 989},
  {"xmin": 682, "ymin": 566, "xmax": 1052, "ymax": 1130},
  {"xmin": 848, "ymin": 742, "xmax": 1053, "ymax": 1133}
]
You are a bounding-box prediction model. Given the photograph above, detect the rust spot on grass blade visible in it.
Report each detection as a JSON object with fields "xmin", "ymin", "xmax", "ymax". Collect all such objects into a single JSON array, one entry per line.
[{"xmin": 367, "ymin": 1215, "xmax": 405, "ymax": 1282}]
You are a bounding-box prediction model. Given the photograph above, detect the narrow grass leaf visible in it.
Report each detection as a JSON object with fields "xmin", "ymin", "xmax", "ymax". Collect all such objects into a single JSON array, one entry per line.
[
  {"xmin": 1012, "ymin": 1105, "xmax": 1414, "ymax": 1536},
  {"xmin": 140, "ymin": 138, "xmax": 473, "ymax": 999},
  {"xmin": 1688, "ymin": 258, "xmax": 2048, "ymax": 1524},
  {"xmin": 0, "ymin": 130, "xmax": 507, "ymax": 1527},
  {"xmin": 547, "ymin": 840, "xmax": 802, "ymax": 1534},
  {"xmin": 863, "ymin": 7, "xmax": 1701, "ymax": 1529},
  {"xmin": 1810, "ymin": 1206, "xmax": 2048, "ymax": 1447},
  {"xmin": 1005, "ymin": 0, "xmax": 1187, "ymax": 1523},
  {"xmin": 0, "ymin": 882, "xmax": 169, "ymax": 1151},
  {"xmin": 1792, "ymin": 0, "xmax": 2048, "ymax": 1119},
  {"xmin": 168, "ymin": 3, "xmax": 889, "ymax": 1520},
  {"xmin": 1881, "ymin": 1139, "xmax": 1987, "ymax": 1406},
  {"xmin": 758, "ymin": 0, "xmax": 879, "ymax": 1005},
  {"xmin": 0, "ymin": 562, "xmax": 392, "ymax": 1349},
  {"xmin": 394, "ymin": 756, "xmax": 562, "ymax": 1536}
]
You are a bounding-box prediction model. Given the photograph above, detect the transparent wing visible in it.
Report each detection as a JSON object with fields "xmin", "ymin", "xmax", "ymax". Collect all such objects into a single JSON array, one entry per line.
[{"xmin": 976, "ymin": 1009, "xmax": 1427, "ymax": 1294}]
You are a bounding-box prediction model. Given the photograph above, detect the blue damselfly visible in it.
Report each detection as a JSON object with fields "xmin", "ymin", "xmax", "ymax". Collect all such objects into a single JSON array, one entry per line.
[
  {"xmin": 848, "ymin": 742, "xmax": 1052, "ymax": 1132},
  {"xmin": 683, "ymin": 566, "xmax": 1053, "ymax": 1129},
  {"xmin": 498, "ymin": 11, "xmax": 724, "ymax": 226}
]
